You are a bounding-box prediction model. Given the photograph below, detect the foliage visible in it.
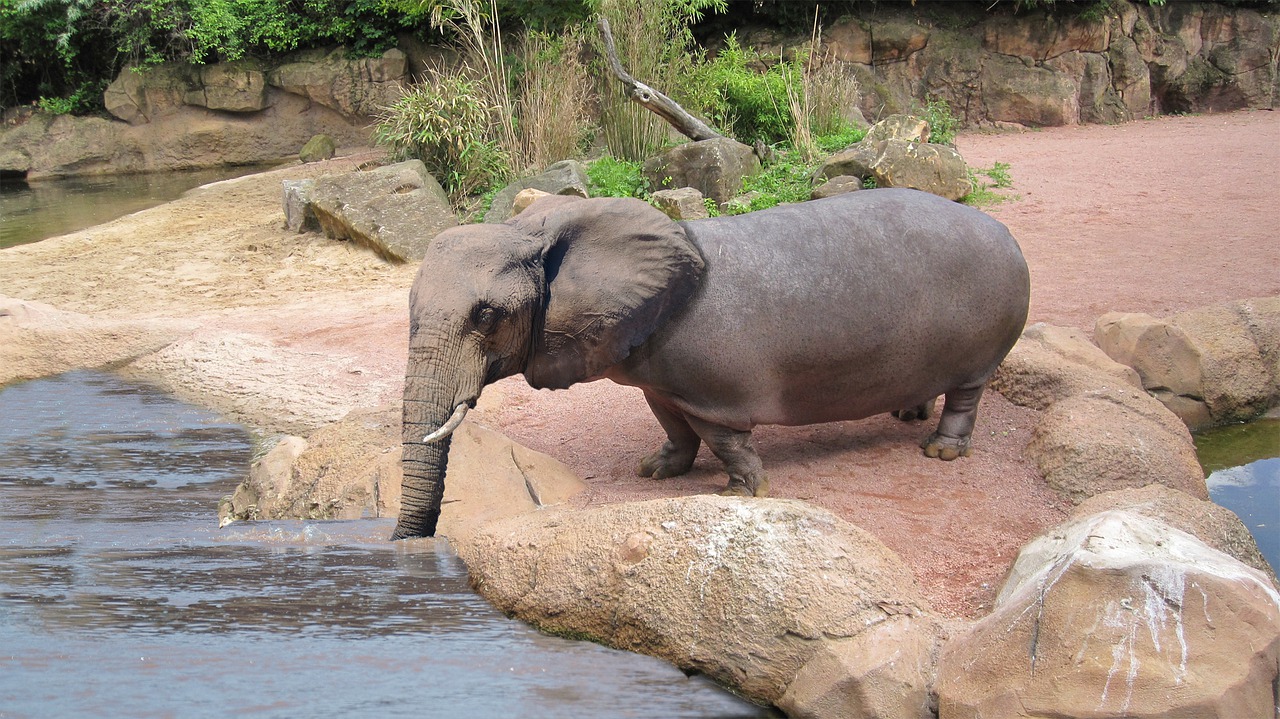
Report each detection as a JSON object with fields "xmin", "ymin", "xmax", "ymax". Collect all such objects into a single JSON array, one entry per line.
[
  {"xmin": 515, "ymin": 28, "xmax": 592, "ymax": 172},
  {"xmin": 963, "ymin": 162, "xmax": 1017, "ymax": 207},
  {"xmin": 585, "ymin": 155, "xmax": 649, "ymax": 199},
  {"xmin": 919, "ymin": 98, "xmax": 959, "ymax": 146},
  {"xmin": 1, "ymin": 0, "xmax": 414, "ymax": 111},
  {"xmin": 686, "ymin": 33, "xmax": 796, "ymax": 147},
  {"xmin": 373, "ymin": 71, "xmax": 512, "ymax": 199},
  {"xmin": 591, "ymin": 0, "xmax": 726, "ymax": 161},
  {"xmin": 724, "ymin": 126, "xmax": 862, "ymax": 215}
]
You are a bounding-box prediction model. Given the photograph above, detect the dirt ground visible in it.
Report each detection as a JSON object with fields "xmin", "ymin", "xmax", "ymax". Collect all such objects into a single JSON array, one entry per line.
[{"xmin": 2, "ymin": 109, "xmax": 1276, "ymax": 618}]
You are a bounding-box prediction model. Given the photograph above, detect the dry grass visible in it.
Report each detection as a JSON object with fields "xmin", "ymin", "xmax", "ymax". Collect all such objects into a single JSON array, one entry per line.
[{"xmin": 516, "ymin": 30, "xmax": 592, "ymax": 172}]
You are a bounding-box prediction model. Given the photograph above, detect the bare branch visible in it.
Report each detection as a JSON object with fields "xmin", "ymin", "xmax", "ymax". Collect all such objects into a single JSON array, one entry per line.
[{"xmin": 597, "ymin": 16, "xmax": 723, "ymax": 143}]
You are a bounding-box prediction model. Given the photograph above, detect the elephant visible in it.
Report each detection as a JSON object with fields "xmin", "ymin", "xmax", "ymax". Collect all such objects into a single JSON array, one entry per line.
[{"xmin": 394, "ymin": 188, "xmax": 1030, "ymax": 539}]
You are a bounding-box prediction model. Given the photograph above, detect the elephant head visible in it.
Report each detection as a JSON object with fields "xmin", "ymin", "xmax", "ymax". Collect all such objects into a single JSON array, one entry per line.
[{"xmin": 393, "ymin": 195, "xmax": 705, "ymax": 539}]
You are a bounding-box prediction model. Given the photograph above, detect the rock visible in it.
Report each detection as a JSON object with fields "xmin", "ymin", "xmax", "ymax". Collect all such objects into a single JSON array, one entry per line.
[
  {"xmin": 1096, "ymin": 298, "xmax": 1280, "ymax": 428},
  {"xmin": 776, "ymin": 614, "xmax": 939, "ymax": 719},
  {"xmin": 309, "ymin": 159, "xmax": 456, "ymax": 263},
  {"xmin": 0, "ymin": 97, "xmax": 372, "ymax": 178},
  {"xmin": 511, "ymin": 188, "xmax": 551, "ymax": 217},
  {"xmin": 460, "ymin": 495, "xmax": 941, "ymax": 710},
  {"xmin": 298, "ymin": 134, "xmax": 336, "ymax": 163},
  {"xmin": 719, "ymin": 191, "xmax": 763, "ymax": 215},
  {"xmin": 482, "ymin": 160, "xmax": 590, "ymax": 223},
  {"xmin": 981, "ymin": 11, "xmax": 1110, "ymax": 61},
  {"xmin": 281, "ymin": 179, "xmax": 318, "ymax": 233},
  {"xmin": 1071, "ymin": 484, "xmax": 1276, "ymax": 584},
  {"xmin": 220, "ymin": 412, "xmax": 587, "ymax": 530},
  {"xmin": 0, "ymin": 295, "xmax": 190, "ymax": 386},
  {"xmin": 813, "ymin": 142, "xmax": 880, "ymax": 183},
  {"xmin": 869, "ymin": 139, "xmax": 971, "ymax": 201},
  {"xmin": 814, "ymin": 115, "xmax": 969, "ymax": 201},
  {"xmin": 650, "ymin": 187, "xmax": 709, "ymax": 220},
  {"xmin": 991, "ymin": 322, "xmax": 1143, "ymax": 411},
  {"xmin": 222, "ymin": 435, "xmax": 309, "ymax": 524},
  {"xmin": 862, "ymin": 113, "xmax": 931, "ymax": 145},
  {"xmin": 186, "ymin": 62, "xmax": 269, "ymax": 112},
  {"xmin": 1025, "ymin": 387, "xmax": 1208, "ymax": 504},
  {"xmin": 643, "ymin": 137, "xmax": 761, "ymax": 206},
  {"xmin": 810, "ymin": 175, "xmax": 864, "ymax": 200},
  {"xmin": 937, "ymin": 511, "xmax": 1280, "ymax": 718},
  {"xmin": 268, "ymin": 47, "xmax": 407, "ymax": 117},
  {"xmin": 103, "ymin": 64, "xmax": 200, "ymax": 124},
  {"xmin": 980, "ymin": 53, "xmax": 1083, "ymax": 127},
  {"xmin": 222, "ymin": 409, "xmax": 399, "ymax": 523},
  {"xmin": 435, "ymin": 422, "xmax": 588, "ymax": 541}
]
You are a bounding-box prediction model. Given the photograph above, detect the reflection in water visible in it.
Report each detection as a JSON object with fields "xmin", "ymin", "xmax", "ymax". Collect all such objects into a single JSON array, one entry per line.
[
  {"xmin": 0, "ymin": 166, "xmax": 271, "ymax": 249},
  {"xmin": 0, "ymin": 373, "xmax": 773, "ymax": 718},
  {"xmin": 1195, "ymin": 419, "xmax": 1280, "ymax": 572}
]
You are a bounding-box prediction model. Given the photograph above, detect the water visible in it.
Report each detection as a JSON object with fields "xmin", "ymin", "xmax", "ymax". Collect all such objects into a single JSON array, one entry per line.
[
  {"xmin": 0, "ymin": 167, "xmax": 271, "ymax": 249},
  {"xmin": 0, "ymin": 372, "xmax": 772, "ymax": 718},
  {"xmin": 1194, "ymin": 418, "xmax": 1280, "ymax": 572}
]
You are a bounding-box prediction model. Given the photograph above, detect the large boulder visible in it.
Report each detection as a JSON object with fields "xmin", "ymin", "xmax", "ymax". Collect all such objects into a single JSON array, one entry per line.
[
  {"xmin": 643, "ymin": 137, "xmax": 761, "ymax": 206},
  {"xmin": 103, "ymin": 64, "xmax": 199, "ymax": 124},
  {"xmin": 309, "ymin": 160, "xmax": 456, "ymax": 263},
  {"xmin": 814, "ymin": 114, "xmax": 969, "ymax": 201},
  {"xmin": 482, "ymin": 160, "xmax": 590, "ymax": 223},
  {"xmin": 185, "ymin": 62, "xmax": 269, "ymax": 113},
  {"xmin": 1025, "ymin": 386, "xmax": 1208, "ymax": 504},
  {"xmin": 991, "ymin": 322, "xmax": 1143, "ymax": 411},
  {"xmin": 650, "ymin": 187, "xmax": 710, "ymax": 221},
  {"xmin": 1095, "ymin": 297, "xmax": 1280, "ymax": 429},
  {"xmin": 220, "ymin": 415, "xmax": 588, "ymax": 533},
  {"xmin": 1071, "ymin": 484, "xmax": 1276, "ymax": 584},
  {"xmin": 937, "ymin": 510, "xmax": 1280, "ymax": 718},
  {"xmin": 268, "ymin": 47, "xmax": 407, "ymax": 117},
  {"xmin": 461, "ymin": 495, "xmax": 941, "ymax": 715}
]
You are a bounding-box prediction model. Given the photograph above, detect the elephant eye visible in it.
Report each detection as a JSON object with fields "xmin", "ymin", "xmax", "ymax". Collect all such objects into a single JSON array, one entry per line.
[{"xmin": 472, "ymin": 304, "xmax": 501, "ymax": 332}]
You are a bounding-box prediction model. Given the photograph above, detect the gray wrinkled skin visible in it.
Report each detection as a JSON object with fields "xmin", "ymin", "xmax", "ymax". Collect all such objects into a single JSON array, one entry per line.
[{"xmin": 395, "ymin": 188, "xmax": 1030, "ymax": 538}]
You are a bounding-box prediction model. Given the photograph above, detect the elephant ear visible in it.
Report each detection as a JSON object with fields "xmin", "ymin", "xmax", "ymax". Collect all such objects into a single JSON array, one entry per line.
[{"xmin": 514, "ymin": 196, "xmax": 705, "ymax": 390}]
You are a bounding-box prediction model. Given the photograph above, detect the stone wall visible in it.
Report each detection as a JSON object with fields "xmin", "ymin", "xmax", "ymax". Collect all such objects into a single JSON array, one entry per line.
[{"xmin": 737, "ymin": 0, "xmax": 1278, "ymax": 127}]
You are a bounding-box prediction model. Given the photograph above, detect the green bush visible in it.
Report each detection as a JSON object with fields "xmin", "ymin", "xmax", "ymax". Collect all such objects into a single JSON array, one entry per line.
[
  {"xmin": 920, "ymin": 98, "xmax": 959, "ymax": 146},
  {"xmin": 1, "ymin": 0, "xmax": 414, "ymax": 111},
  {"xmin": 373, "ymin": 72, "xmax": 513, "ymax": 199},
  {"xmin": 686, "ymin": 34, "xmax": 797, "ymax": 146},
  {"xmin": 586, "ymin": 156, "xmax": 649, "ymax": 198}
]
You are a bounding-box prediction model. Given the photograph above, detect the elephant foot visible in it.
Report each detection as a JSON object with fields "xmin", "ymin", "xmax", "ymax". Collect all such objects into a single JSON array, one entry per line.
[
  {"xmin": 892, "ymin": 397, "xmax": 937, "ymax": 422},
  {"xmin": 920, "ymin": 432, "xmax": 973, "ymax": 461},
  {"xmin": 637, "ymin": 441, "xmax": 696, "ymax": 479},
  {"xmin": 718, "ymin": 473, "xmax": 769, "ymax": 498}
]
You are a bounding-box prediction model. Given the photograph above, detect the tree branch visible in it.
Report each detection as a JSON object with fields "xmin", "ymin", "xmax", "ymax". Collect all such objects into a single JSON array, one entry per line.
[{"xmin": 597, "ymin": 16, "xmax": 723, "ymax": 143}]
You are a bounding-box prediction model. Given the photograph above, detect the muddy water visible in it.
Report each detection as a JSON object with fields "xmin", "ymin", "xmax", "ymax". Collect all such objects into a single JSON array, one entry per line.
[
  {"xmin": 0, "ymin": 372, "xmax": 772, "ymax": 718},
  {"xmin": 0, "ymin": 167, "xmax": 271, "ymax": 249}
]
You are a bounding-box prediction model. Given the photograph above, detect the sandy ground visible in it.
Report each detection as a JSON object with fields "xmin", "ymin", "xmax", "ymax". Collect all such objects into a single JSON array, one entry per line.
[{"xmin": 2, "ymin": 110, "xmax": 1276, "ymax": 618}]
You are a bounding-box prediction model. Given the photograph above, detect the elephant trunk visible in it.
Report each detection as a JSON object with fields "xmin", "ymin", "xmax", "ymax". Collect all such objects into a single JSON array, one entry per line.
[{"xmin": 393, "ymin": 344, "xmax": 480, "ymax": 540}]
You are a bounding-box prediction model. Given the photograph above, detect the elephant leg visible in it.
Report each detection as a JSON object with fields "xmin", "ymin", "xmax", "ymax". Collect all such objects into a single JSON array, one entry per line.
[
  {"xmin": 684, "ymin": 416, "xmax": 769, "ymax": 498},
  {"xmin": 637, "ymin": 392, "xmax": 701, "ymax": 479},
  {"xmin": 920, "ymin": 382, "xmax": 986, "ymax": 461},
  {"xmin": 892, "ymin": 396, "xmax": 937, "ymax": 422}
]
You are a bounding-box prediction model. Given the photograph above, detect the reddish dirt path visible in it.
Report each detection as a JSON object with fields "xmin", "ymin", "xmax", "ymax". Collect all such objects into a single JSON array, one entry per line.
[{"xmin": 474, "ymin": 110, "xmax": 1280, "ymax": 618}]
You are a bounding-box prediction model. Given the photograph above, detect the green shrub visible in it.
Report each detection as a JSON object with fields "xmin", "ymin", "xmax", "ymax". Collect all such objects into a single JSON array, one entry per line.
[
  {"xmin": 586, "ymin": 156, "xmax": 649, "ymax": 198},
  {"xmin": 374, "ymin": 71, "xmax": 513, "ymax": 199},
  {"xmin": 920, "ymin": 98, "xmax": 959, "ymax": 146},
  {"xmin": 687, "ymin": 34, "xmax": 797, "ymax": 146}
]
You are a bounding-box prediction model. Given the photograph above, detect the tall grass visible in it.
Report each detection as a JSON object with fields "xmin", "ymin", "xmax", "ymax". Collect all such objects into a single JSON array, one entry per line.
[
  {"xmin": 516, "ymin": 29, "xmax": 592, "ymax": 171},
  {"xmin": 593, "ymin": 0, "xmax": 725, "ymax": 161}
]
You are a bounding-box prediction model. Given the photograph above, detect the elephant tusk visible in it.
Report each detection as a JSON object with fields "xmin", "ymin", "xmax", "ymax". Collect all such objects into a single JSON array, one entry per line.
[{"xmin": 422, "ymin": 402, "xmax": 469, "ymax": 443}]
